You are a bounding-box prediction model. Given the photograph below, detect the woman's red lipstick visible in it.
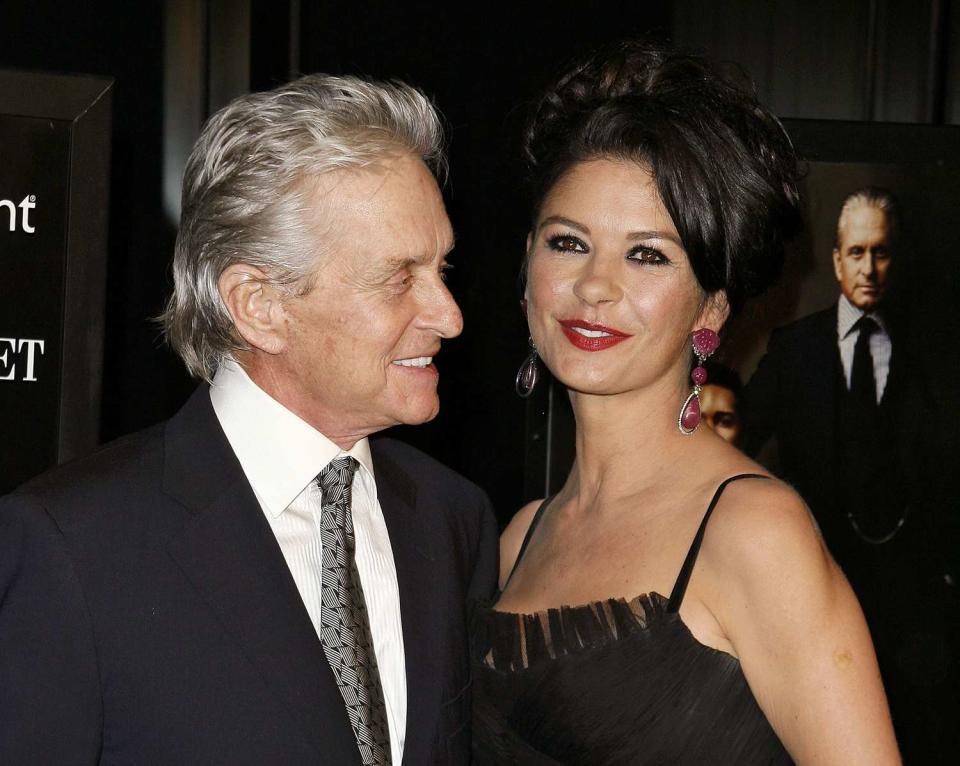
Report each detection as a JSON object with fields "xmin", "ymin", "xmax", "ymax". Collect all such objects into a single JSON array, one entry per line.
[{"xmin": 559, "ymin": 319, "xmax": 632, "ymax": 351}]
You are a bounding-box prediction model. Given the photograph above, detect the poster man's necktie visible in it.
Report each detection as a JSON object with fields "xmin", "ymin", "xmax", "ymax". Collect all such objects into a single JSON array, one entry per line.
[
  {"xmin": 317, "ymin": 457, "xmax": 391, "ymax": 765},
  {"xmin": 850, "ymin": 315, "xmax": 878, "ymax": 408}
]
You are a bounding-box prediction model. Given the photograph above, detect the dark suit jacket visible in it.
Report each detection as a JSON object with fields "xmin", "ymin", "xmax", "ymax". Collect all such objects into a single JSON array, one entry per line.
[
  {"xmin": 741, "ymin": 302, "xmax": 956, "ymax": 590},
  {"xmin": 0, "ymin": 387, "xmax": 498, "ymax": 765}
]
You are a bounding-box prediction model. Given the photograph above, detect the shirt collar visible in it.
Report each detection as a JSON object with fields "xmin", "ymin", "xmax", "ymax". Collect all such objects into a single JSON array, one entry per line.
[
  {"xmin": 837, "ymin": 293, "xmax": 887, "ymax": 340},
  {"xmin": 209, "ymin": 358, "xmax": 375, "ymax": 517}
]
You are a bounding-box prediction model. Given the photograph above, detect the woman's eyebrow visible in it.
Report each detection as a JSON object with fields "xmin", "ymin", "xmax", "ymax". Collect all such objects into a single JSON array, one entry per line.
[
  {"xmin": 537, "ymin": 215, "xmax": 589, "ymax": 235},
  {"xmin": 626, "ymin": 229, "xmax": 683, "ymax": 247}
]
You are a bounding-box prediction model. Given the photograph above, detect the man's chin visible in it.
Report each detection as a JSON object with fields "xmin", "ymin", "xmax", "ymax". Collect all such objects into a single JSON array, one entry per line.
[
  {"xmin": 852, "ymin": 292, "xmax": 884, "ymax": 311},
  {"xmin": 394, "ymin": 398, "xmax": 441, "ymax": 427}
]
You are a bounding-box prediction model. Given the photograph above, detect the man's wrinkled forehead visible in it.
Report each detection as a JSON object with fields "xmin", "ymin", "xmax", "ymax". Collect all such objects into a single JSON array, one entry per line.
[
  {"xmin": 299, "ymin": 155, "xmax": 453, "ymax": 275},
  {"xmin": 836, "ymin": 202, "xmax": 891, "ymax": 249}
]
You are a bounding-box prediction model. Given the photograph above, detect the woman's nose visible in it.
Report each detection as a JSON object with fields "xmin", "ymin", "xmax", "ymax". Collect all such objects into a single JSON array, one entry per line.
[{"xmin": 573, "ymin": 257, "xmax": 623, "ymax": 305}]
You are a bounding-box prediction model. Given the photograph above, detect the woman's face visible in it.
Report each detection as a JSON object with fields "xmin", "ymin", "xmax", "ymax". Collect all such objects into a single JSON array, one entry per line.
[{"xmin": 525, "ymin": 158, "xmax": 722, "ymax": 397}]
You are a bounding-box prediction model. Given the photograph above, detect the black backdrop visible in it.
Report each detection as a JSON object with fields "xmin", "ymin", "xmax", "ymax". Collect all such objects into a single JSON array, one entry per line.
[
  {"xmin": 6, "ymin": 1, "xmax": 953, "ymax": 523},
  {"xmin": 0, "ymin": 0, "xmax": 671, "ymax": 521}
]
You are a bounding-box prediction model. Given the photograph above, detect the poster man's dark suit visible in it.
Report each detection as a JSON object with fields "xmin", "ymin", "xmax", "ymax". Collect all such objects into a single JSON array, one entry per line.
[
  {"xmin": 742, "ymin": 304, "xmax": 958, "ymax": 760},
  {"xmin": 0, "ymin": 387, "xmax": 498, "ymax": 765}
]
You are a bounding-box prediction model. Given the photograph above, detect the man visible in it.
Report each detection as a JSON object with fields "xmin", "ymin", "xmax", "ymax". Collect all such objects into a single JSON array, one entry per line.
[
  {"xmin": 742, "ymin": 187, "xmax": 956, "ymax": 759},
  {"xmin": 698, "ymin": 362, "xmax": 743, "ymax": 446},
  {"xmin": 0, "ymin": 75, "xmax": 498, "ymax": 765}
]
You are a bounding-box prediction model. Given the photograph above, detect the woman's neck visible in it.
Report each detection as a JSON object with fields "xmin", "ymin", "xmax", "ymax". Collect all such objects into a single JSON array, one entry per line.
[{"xmin": 563, "ymin": 375, "xmax": 703, "ymax": 512}]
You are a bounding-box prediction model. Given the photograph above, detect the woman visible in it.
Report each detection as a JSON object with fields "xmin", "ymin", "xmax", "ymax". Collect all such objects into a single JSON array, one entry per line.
[{"xmin": 471, "ymin": 43, "xmax": 900, "ymax": 764}]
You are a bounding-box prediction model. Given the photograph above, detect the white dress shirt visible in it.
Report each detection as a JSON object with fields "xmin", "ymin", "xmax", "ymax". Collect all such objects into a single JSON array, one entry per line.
[
  {"xmin": 209, "ymin": 359, "xmax": 406, "ymax": 763},
  {"xmin": 837, "ymin": 294, "xmax": 892, "ymax": 403}
]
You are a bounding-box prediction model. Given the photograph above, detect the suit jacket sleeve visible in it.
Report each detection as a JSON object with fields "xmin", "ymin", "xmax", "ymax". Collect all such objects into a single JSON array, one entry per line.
[
  {"xmin": 741, "ymin": 329, "xmax": 785, "ymax": 458},
  {"xmin": 466, "ymin": 490, "xmax": 499, "ymax": 603},
  {"xmin": 0, "ymin": 494, "xmax": 102, "ymax": 764}
]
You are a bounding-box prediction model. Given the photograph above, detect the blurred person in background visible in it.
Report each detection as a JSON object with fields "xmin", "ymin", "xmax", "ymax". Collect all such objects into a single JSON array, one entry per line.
[{"xmin": 699, "ymin": 361, "xmax": 743, "ymax": 446}]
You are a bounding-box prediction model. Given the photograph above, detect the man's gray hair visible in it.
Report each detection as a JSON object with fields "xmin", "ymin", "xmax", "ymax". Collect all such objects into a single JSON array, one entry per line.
[
  {"xmin": 835, "ymin": 186, "xmax": 900, "ymax": 249},
  {"xmin": 161, "ymin": 74, "xmax": 447, "ymax": 381}
]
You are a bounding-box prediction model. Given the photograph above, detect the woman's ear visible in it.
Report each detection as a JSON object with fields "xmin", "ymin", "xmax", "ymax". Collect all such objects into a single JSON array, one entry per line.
[
  {"xmin": 697, "ymin": 290, "xmax": 731, "ymax": 332},
  {"xmin": 218, "ymin": 264, "xmax": 288, "ymax": 355}
]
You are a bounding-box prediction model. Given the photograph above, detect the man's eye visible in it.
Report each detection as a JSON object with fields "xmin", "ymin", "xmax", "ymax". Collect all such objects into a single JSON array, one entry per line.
[{"xmin": 389, "ymin": 272, "xmax": 413, "ymax": 290}]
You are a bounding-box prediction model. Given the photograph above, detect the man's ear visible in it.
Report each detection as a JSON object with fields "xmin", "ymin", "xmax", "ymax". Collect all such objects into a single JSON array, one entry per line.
[
  {"xmin": 218, "ymin": 264, "xmax": 288, "ymax": 355},
  {"xmin": 696, "ymin": 289, "xmax": 731, "ymax": 332}
]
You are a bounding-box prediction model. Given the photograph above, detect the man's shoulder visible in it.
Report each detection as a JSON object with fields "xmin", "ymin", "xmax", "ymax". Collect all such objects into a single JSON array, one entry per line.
[
  {"xmin": 370, "ymin": 436, "xmax": 484, "ymax": 496},
  {"xmin": 2, "ymin": 422, "xmax": 167, "ymax": 532},
  {"xmin": 768, "ymin": 304, "xmax": 837, "ymax": 349}
]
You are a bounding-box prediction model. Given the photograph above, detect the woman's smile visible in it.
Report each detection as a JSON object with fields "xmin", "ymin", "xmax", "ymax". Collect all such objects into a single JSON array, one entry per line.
[{"xmin": 558, "ymin": 318, "xmax": 633, "ymax": 351}]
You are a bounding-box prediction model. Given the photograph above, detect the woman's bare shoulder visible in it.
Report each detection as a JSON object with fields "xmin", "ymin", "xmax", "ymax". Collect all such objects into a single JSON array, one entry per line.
[
  {"xmin": 498, "ymin": 498, "xmax": 545, "ymax": 589},
  {"xmin": 697, "ymin": 475, "xmax": 836, "ymax": 613},
  {"xmin": 695, "ymin": 476, "xmax": 899, "ymax": 762},
  {"xmin": 704, "ymin": 475, "xmax": 825, "ymax": 562}
]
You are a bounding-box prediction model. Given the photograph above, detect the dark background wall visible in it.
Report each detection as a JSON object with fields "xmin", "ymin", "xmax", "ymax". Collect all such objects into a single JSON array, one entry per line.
[{"xmin": 1, "ymin": 0, "xmax": 956, "ymax": 521}]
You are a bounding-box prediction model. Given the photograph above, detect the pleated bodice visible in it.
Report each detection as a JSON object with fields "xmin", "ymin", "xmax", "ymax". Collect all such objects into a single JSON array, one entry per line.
[{"xmin": 470, "ymin": 475, "xmax": 793, "ymax": 765}]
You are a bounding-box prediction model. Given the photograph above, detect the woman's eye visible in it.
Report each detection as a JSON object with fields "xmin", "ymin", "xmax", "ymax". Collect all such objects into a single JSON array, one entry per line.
[
  {"xmin": 628, "ymin": 246, "xmax": 669, "ymax": 265},
  {"xmin": 546, "ymin": 234, "xmax": 588, "ymax": 253},
  {"xmin": 439, "ymin": 263, "xmax": 454, "ymax": 282}
]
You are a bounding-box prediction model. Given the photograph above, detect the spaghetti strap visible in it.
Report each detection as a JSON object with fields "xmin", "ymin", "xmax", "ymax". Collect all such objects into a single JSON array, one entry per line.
[
  {"xmin": 502, "ymin": 495, "xmax": 556, "ymax": 590},
  {"xmin": 667, "ymin": 474, "xmax": 770, "ymax": 612}
]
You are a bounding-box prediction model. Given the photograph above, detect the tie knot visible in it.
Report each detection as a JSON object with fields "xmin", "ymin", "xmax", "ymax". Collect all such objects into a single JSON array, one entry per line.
[
  {"xmin": 317, "ymin": 456, "xmax": 359, "ymax": 497},
  {"xmin": 854, "ymin": 315, "xmax": 878, "ymax": 338}
]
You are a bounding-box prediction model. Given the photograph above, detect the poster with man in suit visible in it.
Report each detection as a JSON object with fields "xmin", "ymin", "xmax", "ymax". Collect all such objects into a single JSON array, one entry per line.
[{"xmin": 740, "ymin": 183, "xmax": 957, "ymax": 761}]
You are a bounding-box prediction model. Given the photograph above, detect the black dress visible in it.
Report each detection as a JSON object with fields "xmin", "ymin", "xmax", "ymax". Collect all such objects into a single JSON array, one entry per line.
[{"xmin": 471, "ymin": 474, "xmax": 792, "ymax": 765}]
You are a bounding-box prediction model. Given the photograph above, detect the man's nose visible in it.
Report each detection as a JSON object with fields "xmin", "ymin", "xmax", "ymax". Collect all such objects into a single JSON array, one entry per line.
[
  {"xmin": 421, "ymin": 280, "xmax": 463, "ymax": 339},
  {"xmin": 863, "ymin": 253, "xmax": 877, "ymax": 279}
]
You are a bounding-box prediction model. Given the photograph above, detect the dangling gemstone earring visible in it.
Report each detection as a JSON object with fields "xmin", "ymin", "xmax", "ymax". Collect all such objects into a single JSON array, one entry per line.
[
  {"xmin": 678, "ymin": 328, "xmax": 720, "ymax": 434},
  {"xmin": 515, "ymin": 337, "xmax": 540, "ymax": 398}
]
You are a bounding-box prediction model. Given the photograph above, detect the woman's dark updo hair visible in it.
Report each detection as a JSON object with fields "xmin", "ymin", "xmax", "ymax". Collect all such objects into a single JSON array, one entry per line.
[{"xmin": 524, "ymin": 41, "xmax": 802, "ymax": 316}]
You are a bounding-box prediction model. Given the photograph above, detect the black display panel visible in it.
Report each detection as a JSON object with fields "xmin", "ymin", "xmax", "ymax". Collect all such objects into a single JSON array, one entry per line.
[{"xmin": 0, "ymin": 71, "xmax": 112, "ymax": 493}]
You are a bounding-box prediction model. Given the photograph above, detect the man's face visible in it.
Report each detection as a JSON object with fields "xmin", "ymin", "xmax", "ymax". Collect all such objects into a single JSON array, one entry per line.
[
  {"xmin": 832, "ymin": 204, "xmax": 893, "ymax": 311},
  {"xmin": 699, "ymin": 383, "xmax": 741, "ymax": 445},
  {"xmin": 274, "ymin": 153, "xmax": 462, "ymax": 441}
]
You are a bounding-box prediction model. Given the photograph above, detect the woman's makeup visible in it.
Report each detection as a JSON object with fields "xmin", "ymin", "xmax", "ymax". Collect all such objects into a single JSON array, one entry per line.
[{"xmin": 558, "ymin": 319, "xmax": 632, "ymax": 351}]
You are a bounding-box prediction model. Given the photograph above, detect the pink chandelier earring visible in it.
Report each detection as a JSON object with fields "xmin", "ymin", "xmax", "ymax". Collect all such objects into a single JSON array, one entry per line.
[{"xmin": 678, "ymin": 328, "xmax": 720, "ymax": 434}]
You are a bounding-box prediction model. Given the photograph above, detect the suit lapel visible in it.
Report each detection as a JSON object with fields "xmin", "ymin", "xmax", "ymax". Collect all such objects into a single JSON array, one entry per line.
[
  {"xmin": 372, "ymin": 445, "xmax": 439, "ymax": 766},
  {"xmin": 161, "ymin": 388, "xmax": 360, "ymax": 761}
]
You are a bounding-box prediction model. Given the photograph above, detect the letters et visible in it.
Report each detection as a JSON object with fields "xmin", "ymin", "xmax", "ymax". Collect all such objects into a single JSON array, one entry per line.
[{"xmin": 0, "ymin": 338, "xmax": 45, "ymax": 382}]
